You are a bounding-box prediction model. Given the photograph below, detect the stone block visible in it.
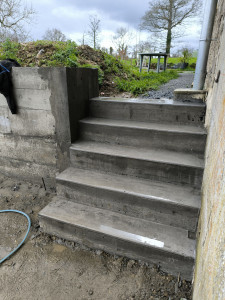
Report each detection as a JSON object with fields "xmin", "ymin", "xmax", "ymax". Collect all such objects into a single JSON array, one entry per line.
[{"xmin": 174, "ymin": 88, "xmax": 207, "ymax": 103}]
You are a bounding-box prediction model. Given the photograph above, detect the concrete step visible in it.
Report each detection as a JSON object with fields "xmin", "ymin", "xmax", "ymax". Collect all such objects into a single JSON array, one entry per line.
[
  {"xmin": 174, "ymin": 89, "xmax": 207, "ymax": 103},
  {"xmin": 79, "ymin": 117, "xmax": 207, "ymax": 155},
  {"xmin": 70, "ymin": 141, "xmax": 204, "ymax": 187},
  {"xmin": 57, "ymin": 167, "xmax": 201, "ymax": 232},
  {"xmin": 89, "ymin": 97, "xmax": 206, "ymax": 127},
  {"xmin": 39, "ymin": 197, "xmax": 196, "ymax": 280}
]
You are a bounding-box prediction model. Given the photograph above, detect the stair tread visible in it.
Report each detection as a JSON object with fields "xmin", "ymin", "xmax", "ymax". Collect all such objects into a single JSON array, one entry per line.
[
  {"xmin": 40, "ymin": 197, "xmax": 195, "ymax": 259},
  {"xmin": 80, "ymin": 117, "xmax": 207, "ymax": 134},
  {"xmin": 57, "ymin": 167, "xmax": 201, "ymax": 209},
  {"xmin": 71, "ymin": 141, "xmax": 204, "ymax": 169},
  {"xmin": 91, "ymin": 97, "xmax": 206, "ymax": 107}
]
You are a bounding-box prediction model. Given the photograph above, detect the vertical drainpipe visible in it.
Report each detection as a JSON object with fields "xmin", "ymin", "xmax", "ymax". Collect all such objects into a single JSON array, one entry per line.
[{"xmin": 193, "ymin": 0, "xmax": 218, "ymax": 90}]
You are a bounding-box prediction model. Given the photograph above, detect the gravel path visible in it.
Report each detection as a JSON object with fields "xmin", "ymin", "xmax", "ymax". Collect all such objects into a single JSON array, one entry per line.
[{"xmin": 142, "ymin": 71, "xmax": 194, "ymax": 99}]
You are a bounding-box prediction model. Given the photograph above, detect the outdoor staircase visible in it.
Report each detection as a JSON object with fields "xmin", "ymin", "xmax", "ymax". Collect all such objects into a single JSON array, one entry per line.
[{"xmin": 39, "ymin": 97, "xmax": 206, "ymax": 280}]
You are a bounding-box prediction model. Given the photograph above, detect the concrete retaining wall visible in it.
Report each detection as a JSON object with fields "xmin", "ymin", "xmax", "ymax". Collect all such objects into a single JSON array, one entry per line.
[
  {"xmin": 193, "ymin": 0, "xmax": 225, "ymax": 299},
  {"xmin": 0, "ymin": 67, "xmax": 98, "ymax": 188}
]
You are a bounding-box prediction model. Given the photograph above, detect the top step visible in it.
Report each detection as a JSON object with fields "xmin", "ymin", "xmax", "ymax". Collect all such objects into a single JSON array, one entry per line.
[{"xmin": 90, "ymin": 97, "xmax": 206, "ymax": 127}]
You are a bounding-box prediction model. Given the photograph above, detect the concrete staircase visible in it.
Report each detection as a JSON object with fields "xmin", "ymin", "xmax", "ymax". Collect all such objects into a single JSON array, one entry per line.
[{"xmin": 39, "ymin": 97, "xmax": 206, "ymax": 280}]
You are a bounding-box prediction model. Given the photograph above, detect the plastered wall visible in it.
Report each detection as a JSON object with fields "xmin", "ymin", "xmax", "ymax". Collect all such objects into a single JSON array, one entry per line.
[
  {"xmin": 0, "ymin": 67, "xmax": 98, "ymax": 189},
  {"xmin": 193, "ymin": 1, "xmax": 225, "ymax": 299}
]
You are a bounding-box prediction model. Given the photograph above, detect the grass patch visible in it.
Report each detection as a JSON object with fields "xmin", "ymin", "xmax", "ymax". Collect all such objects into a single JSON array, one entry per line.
[
  {"xmin": 150, "ymin": 57, "xmax": 197, "ymax": 65},
  {"xmin": 115, "ymin": 70, "xmax": 178, "ymax": 95}
]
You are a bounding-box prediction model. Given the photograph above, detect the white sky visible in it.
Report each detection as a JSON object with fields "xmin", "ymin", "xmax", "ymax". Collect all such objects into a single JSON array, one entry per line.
[{"xmin": 28, "ymin": 0, "xmax": 202, "ymax": 54}]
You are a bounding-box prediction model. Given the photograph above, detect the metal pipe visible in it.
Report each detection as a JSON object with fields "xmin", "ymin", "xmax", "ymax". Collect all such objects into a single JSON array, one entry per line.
[{"xmin": 193, "ymin": 0, "xmax": 218, "ymax": 90}]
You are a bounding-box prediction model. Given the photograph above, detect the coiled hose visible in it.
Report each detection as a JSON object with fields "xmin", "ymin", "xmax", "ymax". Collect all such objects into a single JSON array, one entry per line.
[{"xmin": 0, "ymin": 210, "xmax": 31, "ymax": 264}]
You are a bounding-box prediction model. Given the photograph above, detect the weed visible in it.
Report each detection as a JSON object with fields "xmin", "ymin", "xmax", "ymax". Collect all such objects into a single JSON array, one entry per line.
[
  {"xmin": 0, "ymin": 39, "xmax": 21, "ymax": 62},
  {"xmin": 115, "ymin": 70, "xmax": 178, "ymax": 95},
  {"xmin": 81, "ymin": 63, "xmax": 104, "ymax": 86},
  {"xmin": 50, "ymin": 40, "xmax": 78, "ymax": 67}
]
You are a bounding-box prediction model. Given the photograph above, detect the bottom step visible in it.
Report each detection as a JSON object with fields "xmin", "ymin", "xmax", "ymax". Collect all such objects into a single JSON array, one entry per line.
[{"xmin": 39, "ymin": 197, "xmax": 195, "ymax": 280}]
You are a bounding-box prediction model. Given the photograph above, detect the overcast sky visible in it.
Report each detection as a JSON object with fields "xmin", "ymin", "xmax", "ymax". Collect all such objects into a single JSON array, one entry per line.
[{"xmin": 29, "ymin": 0, "xmax": 202, "ymax": 54}]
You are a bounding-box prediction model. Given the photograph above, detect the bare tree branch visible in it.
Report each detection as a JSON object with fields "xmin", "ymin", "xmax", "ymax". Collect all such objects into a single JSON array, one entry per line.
[
  {"xmin": 140, "ymin": 0, "xmax": 202, "ymax": 54},
  {"xmin": 88, "ymin": 15, "xmax": 101, "ymax": 49},
  {"xmin": 43, "ymin": 28, "xmax": 67, "ymax": 42},
  {"xmin": 0, "ymin": 0, "xmax": 36, "ymax": 41},
  {"xmin": 113, "ymin": 27, "xmax": 134, "ymax": 59}
]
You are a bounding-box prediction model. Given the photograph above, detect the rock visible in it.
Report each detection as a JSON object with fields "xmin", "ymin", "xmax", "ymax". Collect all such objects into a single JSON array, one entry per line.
[
  {"xmin": 95, "ymin": 250, "xmax": 102, "ymax": 256},
  {"xmin": 127, "ymin": 260, "xmax": 135, "ymax": 269},
  {"xmin": 12, "ymin": 185, "xmax": 20, "ymax": 191}
]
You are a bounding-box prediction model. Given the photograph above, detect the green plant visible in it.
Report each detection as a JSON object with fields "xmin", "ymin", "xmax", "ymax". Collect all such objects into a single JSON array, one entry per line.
[
  {"xmin": 115, "ymin": 70, "xmax": 178, "ymax": 95},
  {"xmin": 103, "ymin": 53, "xmax": 123, "ymax": 75},
  {"xmin": 0, "ymin": 39, "xmax": 20, "ymax": 61},
  {"xmin": 180, "ymin": 48, "xmax": 192, "ymax": 64},
  {"xmin": 80, "ymin": 63, "xmax": 104, "ymax": 86},
  {"xmin": 50, "ymin": 40, "xmax": 78, "ymax": 67}
]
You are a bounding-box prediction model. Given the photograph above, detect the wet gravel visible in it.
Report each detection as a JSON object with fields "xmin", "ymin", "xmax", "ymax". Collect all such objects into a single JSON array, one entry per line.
[{"xmin": 142, "ymin": 72, "xmax": 194, "ymax": 99}]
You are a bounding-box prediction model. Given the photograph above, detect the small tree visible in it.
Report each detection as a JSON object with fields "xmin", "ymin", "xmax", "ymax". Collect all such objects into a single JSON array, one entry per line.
[
  {"xmin": 140, "ymin": 0, "xmax": 201, "ymax": 55},
  {"xmin": 101, "ymin": 47, "xmax": 108, "ymax": 53},
  {"xmin": 180, "ymin": 47, "xmax": 193, "ymax": 64},
  {"xmin": 109, "ymin": 47, "xmax": 113, "ymax": 55},
  {"xmin": 113, "ymin": 27, "xmax": 133, "ymax": 59},
  {"xmin": 43, "ymin": 28, "xmax": 67, "ymax": 42},
  {"xmin": 81, "ymin": 31, "xmax": 87, "ymax": 45},
  {"xmin": 88, "ymin": 15, "xmax": 101, "ymax": 49},
  {"xmin": 0, "ymin": 0, "xmax": 35, "ymax": 42},
  {"xmin": 132, "ymin": 41, "xmax": 152, "ymax": 59}
]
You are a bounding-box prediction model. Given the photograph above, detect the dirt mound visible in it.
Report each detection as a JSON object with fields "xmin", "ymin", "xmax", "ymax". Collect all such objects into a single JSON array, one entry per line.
[
  {"xmin": 77, "ymin": 45, "xmax": 105, "ymax": 66},
  {"xmin": 12, "ymin": 42, "xmax": 123, "ymax": 96},
  {"xmin": 17, "ymin": 42, "xmax": 57, "ymax": 66}
]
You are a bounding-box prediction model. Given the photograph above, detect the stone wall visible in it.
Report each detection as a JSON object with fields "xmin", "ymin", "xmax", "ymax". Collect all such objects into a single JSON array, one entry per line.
[
  {"xmin": 193, "ymin": 0, "xmax": 225, "ymax": 299},
  {"xmin": 0, "ymin": 67, "xmax": 98, "ymax": 189}
]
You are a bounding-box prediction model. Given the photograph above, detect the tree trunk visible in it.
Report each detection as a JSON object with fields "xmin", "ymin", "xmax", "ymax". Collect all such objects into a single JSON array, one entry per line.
[
  {"xmin": 166, "ymin": 0, "xmax": 173, "ymax": 55},
  {"xmin": 166, "ymin": 26, "xmax": 172, "ymax": 54},
  {"xmin": 94, "ymin": 31, "xmax": 96, "ymax": 49}
]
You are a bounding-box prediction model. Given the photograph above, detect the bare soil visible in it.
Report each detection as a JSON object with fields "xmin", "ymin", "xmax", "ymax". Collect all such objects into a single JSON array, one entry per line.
[
  {"xmin": 0, "ymin": 174, "xmax": 192, "ymax": 300},
  {"xmin": 16, "ymin": 43, "xmax": 124, "ymax": 97}
]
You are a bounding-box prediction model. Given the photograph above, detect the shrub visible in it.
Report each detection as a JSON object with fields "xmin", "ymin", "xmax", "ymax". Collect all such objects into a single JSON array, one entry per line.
[
  {"xmin": 0, "ymin": 39, "xmax": 20, "ymax": 62},
  {"xmin": 50, "ymin": 40, "xmax": 78, "ymax": 67},
  {"xmin": 81, "ymin": 63, "xmax": 104, "ymax": 86}
]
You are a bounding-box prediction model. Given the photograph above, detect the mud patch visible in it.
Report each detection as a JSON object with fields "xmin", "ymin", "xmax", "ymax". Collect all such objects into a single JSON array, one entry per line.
[{"xmin": 0, "ymin": 174, "xmax": 192, "ymax": 300}]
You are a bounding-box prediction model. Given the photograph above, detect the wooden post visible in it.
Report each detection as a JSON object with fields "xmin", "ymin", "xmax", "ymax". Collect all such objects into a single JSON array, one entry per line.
[
  {"xmin": 163, "ymin": 55, "xmax": 167, "ymax": 71},
  {"xmin": 139, "ymin": 55, "xmax": 143, "ymax": 72},
  {"xmin": 147, "ymin": 56, "xmax": 151, "ymax": 72},
  {"xmin": 157, "ymin": 56, "xmax": 161, "ymax": 73}
]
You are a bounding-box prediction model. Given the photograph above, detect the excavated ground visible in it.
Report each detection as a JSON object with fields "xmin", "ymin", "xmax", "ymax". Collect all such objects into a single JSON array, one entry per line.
[
  {"xmin": 0, "ymin": 174, "xmax": 192, "ymax": 300},
  {"xmin": 0, "ymin": 46, "xmax": 194, "ymax": 298}
]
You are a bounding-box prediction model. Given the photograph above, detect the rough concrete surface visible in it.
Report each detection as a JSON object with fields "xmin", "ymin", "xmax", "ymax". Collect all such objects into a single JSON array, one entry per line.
[
  {"xmin": 192, "ymin": 0, "xmax": 225, "ymax": 298},
  {"xmin": 0, "ymin": 67, "xmax": 98, "ymax": 187},
  {"xmin": 0, "ymin": 174, "xmax": 192, "ymax": 300}
]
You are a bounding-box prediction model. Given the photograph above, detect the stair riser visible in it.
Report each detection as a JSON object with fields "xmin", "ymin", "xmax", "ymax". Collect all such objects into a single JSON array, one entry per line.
[
  {"xmin": 79, "ymin": 123, "xmax": 206, "ymax": 155},
  {"xmin": 39, "ymin": 215, "xmax": 194, "ymax": 280},
  {"xmin": 90, "ymin": 101, "xmax": 205, "ymax": 126},
  {"xmin": 70, "ymin": 149, "xmax": 204, "ymax": 187},
  {"xmin": 57, "ymin": 180, "xmax": 199, "ymax": 232}
]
